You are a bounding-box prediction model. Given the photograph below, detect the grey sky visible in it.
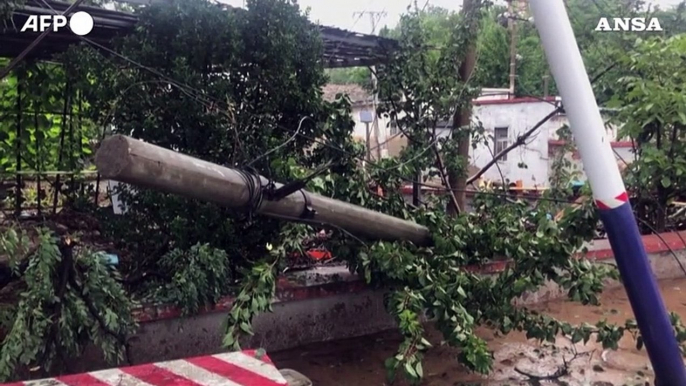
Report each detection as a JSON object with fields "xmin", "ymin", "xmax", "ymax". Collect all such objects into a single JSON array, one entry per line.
[{"xmin": 218, "ymin": 0, "xmax": 683, "ymax": 33}]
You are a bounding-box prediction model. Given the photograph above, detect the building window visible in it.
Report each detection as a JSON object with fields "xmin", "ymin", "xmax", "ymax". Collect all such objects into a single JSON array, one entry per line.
[
  {"xmin": 494, "ymin": 127, "xmax": 509, "ymax": 161},
  {"xmin": 389, "ymin": 119, "xmax": 398, "ymax": 136}
]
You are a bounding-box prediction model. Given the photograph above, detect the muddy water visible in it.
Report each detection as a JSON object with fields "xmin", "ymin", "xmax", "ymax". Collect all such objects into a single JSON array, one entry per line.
[{"xmin": 271, "ymin": 278, "xmax": 686, "ymax": 385}]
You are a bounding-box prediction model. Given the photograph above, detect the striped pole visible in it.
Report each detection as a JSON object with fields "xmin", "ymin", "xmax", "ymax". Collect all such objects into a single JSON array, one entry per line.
[{"xmin": 528, "ymin": 1, "xmax": 686, "ymax": 384}]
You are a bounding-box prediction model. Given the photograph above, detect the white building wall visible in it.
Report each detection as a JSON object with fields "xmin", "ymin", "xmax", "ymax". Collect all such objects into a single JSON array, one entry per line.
[
  {"xmin": 349, "ymin": 103, "xmax": 391, "ymax": 141},
  {"xmin": 547, "ymin": 112, "xmax": 619, "ymax": 141},
  {"xmin": 470, "ymin": 100, "xmax": 632, "ymax": 187},
  {"xmin": 347, "ymin": 95, "xmax": 635, "ymax": 187},
  {"xmin": 558, "ymin": 146, "xmax": 636, "ymax": 183},
  {"xmin": 470, "ymin": 100, "xmax": 560, "ymax": 188}
]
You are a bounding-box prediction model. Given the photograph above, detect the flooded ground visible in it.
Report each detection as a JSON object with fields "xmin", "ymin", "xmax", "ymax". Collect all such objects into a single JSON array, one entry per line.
[{"xmin": 271, "ymin": 278, "xmax": 686, "ymax": 385}]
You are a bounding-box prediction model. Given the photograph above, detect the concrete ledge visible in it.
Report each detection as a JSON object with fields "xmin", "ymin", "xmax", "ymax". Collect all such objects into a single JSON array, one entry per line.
[{"xmin": 109, "ymin": 231, "xmax": 686, "ymax": 370}]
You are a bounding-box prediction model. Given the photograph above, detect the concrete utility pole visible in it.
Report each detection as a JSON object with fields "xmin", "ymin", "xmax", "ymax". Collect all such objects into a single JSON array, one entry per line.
[
  {"xmin": 354, "ymin": 10, "xmax": 387, "ymax": 161},
  {"xmin": 448, "ymin": 0, "xmax": 478, "ymax": 216},
  {"xmin": 95, "ymin": 135, "xmax": 432, "ymax": 246},
  {"xmin": 529, "ymin": 1, "xmax": 686, "ymax": 384},
  {"xmin": 507, "ymin": 0, "xmax": 518, "ymax": 95}
]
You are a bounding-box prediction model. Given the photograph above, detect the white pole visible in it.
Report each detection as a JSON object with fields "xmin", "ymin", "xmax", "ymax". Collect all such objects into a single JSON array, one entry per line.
[
  {"xmin": 529, "ymin": 1, "xmax": 686, "ymax": 384},
  {"xmin": 530, "ymin": 2, "xmax": 624, "ymax": 208}
]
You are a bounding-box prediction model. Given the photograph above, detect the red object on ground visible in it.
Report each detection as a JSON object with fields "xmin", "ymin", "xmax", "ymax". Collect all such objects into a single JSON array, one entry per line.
[
  {"xmin": 3, "ymin": 350, "xmax": 287, "ymax": 386},
  {"xmin": 306, "ymin": 249, "xmax": 332, "ymax": 261}
]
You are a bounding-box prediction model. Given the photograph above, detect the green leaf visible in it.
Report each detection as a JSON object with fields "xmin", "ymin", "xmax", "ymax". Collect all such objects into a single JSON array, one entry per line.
[
  {"xmin": 404, "ymin": 362, "xmax": 417, "ymax": 378},
  {"xmin": 661, "ymin": 177, "xmax": 672, "ymax": 188},
  {"xmin": 415, "ymin": 361, "xmax": 423, "ymax": 378},
  {"xmin": 239, "ymin": 322, "xmax": 252, "ymax": 335}
]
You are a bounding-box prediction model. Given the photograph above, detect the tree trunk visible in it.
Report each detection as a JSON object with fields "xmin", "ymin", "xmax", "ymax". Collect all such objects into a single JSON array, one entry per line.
[{"xmin": 447, "ymin": 0, "xmax": 478, "ymax": 216}]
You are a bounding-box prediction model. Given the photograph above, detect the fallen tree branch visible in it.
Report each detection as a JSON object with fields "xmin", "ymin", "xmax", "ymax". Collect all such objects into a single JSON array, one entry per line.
[
  {"xmin": 69, "ymin": 265, "xmax": 133, "ymax": 365},
  {"xmin": 429, "ymin": 133, "xmax": 461, "ymax": 213},
  {"xmin": 513, "ymin": 350, "xmax": 581, "ymax": 383},
  {"xmin": 40, "ymin": 237, "xmax": 74, "ymax": 375}
]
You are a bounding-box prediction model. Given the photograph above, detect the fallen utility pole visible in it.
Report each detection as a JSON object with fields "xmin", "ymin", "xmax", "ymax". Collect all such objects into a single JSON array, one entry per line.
[{"xmin": 95, "ymin": 135, "xmax": 432, "ymax": 246}]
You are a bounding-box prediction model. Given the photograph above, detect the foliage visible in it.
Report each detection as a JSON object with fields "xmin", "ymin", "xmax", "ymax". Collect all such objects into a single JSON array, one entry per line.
[
  {"xmin": 325, "ymin": 67, "xmax": 371, "ymax": 87},
  {"xmin": 609, "ymin": 35, "xmax": 686, "ymax": 232},
  {"xmin": 79, "ymin": 0, "xmax": 339, "ymax": 283},
  {"xmin": 2, "ymin": 0, "xmax": 686, "ymax": 383},
  {"xmin": 474, "ymin": 5, "xmax": 509, "ymax": 89},
  {"xmin": 224, "ymin": 4, "xmax": 686, "ymax": 385},
  {"xmin": 0, "ymin": 227, "xmax": 137, "ymax": 381},
  {"xmin": 0, "ymin": 55, "xmax": 100, "ymax": 215},
  {"xmin": 141, "ymin": 244, "xmax": 230, "ymax": 315},
  {"xmin": 374, "ymin": 2, "xmax": 486, "ymax": 191},
  {"xmin": 0, "ymin": 59, "xmax": 97, "ymax": 173}
]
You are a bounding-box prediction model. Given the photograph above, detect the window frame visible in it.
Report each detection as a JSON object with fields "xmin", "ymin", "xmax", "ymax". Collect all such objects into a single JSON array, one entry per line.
[{"xmin": 494, "ymin": 126, "xmax": 509, "ymax": 161}]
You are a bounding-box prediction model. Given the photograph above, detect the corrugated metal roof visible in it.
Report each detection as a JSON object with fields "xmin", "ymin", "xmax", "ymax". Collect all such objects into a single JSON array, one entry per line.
[{"xmin": 1, "ymin": 0, "xmax": 398, "ymax": 68}]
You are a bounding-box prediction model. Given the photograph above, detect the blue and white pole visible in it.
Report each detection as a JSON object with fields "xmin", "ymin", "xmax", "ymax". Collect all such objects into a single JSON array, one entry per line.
[{"xmin": 528, "ymin": 1, "xmax": 686, "ymax": 384}]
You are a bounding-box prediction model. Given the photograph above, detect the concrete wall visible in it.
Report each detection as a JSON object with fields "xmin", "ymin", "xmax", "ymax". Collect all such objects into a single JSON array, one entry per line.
[{"xmin": 54, "ymin": 230, "xmax": 686, "ymax": 377}]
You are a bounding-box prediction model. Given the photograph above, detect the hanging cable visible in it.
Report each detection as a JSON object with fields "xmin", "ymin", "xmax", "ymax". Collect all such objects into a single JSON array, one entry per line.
[{"xmin": 235, "ymin": 167, "xmax": 264, "ymax": 222}]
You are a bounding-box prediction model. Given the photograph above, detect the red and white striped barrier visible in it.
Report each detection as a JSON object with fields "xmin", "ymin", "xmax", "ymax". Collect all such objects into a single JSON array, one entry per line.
[{"xmin": 3, "ymin": 350, "xmax": 288, "ymax": 386}]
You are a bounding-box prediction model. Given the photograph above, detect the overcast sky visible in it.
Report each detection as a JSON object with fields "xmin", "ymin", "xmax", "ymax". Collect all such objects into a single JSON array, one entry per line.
[{"xmin": 218, "ymin": 0, "xmax": 683, "ymax": 33}]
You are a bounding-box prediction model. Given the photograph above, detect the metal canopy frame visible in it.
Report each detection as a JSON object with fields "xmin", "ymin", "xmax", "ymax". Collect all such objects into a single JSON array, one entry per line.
[{"xmin": 0, "ymin": 0, "xmax": 397, "ymax": 68}]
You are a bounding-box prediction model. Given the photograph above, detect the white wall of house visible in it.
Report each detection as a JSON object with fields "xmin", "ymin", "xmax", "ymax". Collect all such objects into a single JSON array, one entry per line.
[
  {"xmin": 343, "ymin": 91, "xmax": 635, "ymax": 188},
  {"xmin": 470, "ymin": 99, "xmax": 562, "ymax": 188},
  {"xmin": 554, "ymin": 145, "xmax": 636, "ymax": 183},
  {"xmin": 349, "ymin": 101, "xmax": 393, "ymax": 158},
  {"xmin": 469, "ymin": 99, "xmax": 634, "ymax": 187},
  {"xmin": 548, "ymin": 112, "xmax": 620, "ymax": 141}
]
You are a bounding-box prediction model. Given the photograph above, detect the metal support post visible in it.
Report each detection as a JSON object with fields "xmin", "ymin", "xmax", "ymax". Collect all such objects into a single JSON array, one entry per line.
[{"xmin": 529, "ymin": 1, "xmax": 686, "ymax": 384}]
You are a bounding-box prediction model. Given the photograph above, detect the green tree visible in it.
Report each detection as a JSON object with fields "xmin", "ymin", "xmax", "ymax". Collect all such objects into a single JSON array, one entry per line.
[
  {"xmin": 609, "ymin": 35, "xmax": 686, "ymax": 232},
  {"xmin": 227, "ymin": 4, "xmax": 686, "ymax": 385},
  {"xmin": 76, "ymin": 0, "xmax": 342, "ymax": 281},
  {"xmin": 325, "ymin": 67, "xmax": 371, "ymax": 87},
  {"xmin": 474, "ymin": 5, "xmax": 509, "ymax": 89}
]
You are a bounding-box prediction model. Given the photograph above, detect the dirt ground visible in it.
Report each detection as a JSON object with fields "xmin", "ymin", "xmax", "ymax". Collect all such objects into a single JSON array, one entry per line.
[{"xmin": 271, "ymin": 278, "xmax": 686, "ymax": 386}]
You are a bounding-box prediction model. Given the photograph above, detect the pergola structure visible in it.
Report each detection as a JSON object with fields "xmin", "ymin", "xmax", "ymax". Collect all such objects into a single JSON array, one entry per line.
[{"xmin": 1, "ymin": 0, "xmax": 398, "ymax": 68}]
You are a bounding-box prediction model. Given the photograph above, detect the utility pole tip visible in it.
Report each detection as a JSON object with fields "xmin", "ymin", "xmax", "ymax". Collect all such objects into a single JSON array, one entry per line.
[{"xmin": 95, "ymin": 135, "xmax": 132, "ymax": 178}]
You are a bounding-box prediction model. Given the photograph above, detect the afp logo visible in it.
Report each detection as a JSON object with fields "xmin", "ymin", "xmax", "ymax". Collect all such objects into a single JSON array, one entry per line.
[
  {"xmin": 20, "ymin": 11, "xmax": 94, "ymax": 36},
  {"xmin": 594, "ymin": 17, "xmax": 663, "ymax": 32}
]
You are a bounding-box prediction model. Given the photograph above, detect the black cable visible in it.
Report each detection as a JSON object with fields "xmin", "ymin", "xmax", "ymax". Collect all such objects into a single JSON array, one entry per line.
[
  {"xmin": 275, "ymin": 124, "xmax": 580, "ymax": 204},
  {"xmin": 635, "ymin": 217, "xmax": 686, "ymax": 277},
  {"xmin": 235, "ymin": 168, "xmax": 264, "ymax": 222}
]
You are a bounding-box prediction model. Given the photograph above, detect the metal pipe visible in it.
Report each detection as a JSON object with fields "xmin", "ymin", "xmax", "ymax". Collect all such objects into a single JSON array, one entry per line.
[{"xmin": 529, "ymin": 1, "xmax": 686, "ymax": 384}]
